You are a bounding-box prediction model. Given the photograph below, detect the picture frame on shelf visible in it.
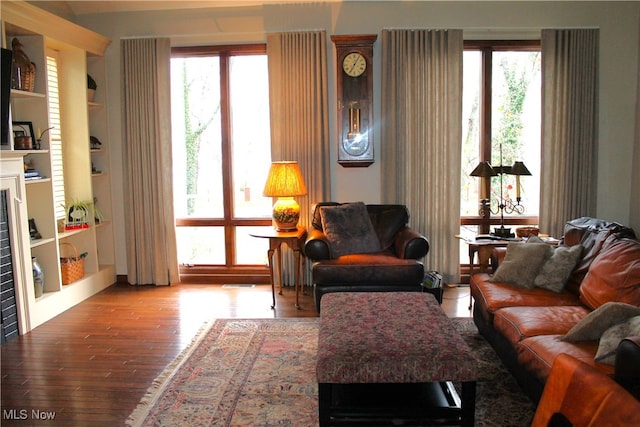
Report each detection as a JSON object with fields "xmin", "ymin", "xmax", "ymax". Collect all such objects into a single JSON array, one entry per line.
[
  {"xmin": 63, "ymin": 199, "xmax": 92, "ymax": 230},
  {"xmin": 12, "ymin": 121, "xmax": 34, "ymax": 150},
  {"xmin": 29, "ymin": 218, "xmax": 42, "ymax": 240}
]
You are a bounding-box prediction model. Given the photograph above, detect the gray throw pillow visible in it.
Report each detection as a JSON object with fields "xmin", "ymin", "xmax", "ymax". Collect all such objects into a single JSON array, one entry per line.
[
  {"xmin": 526, "ymin": 235, "xmax": 545, "ymax": 244},
  {"xmin": 490, "ymin": 242, "xmax": 552, "ymax": 289},
  {"xmin": 563, "ymin": 301, "xmax": 640, "ymax": 342},
  {"xmin": 594, "ymin": 315, "xmax": 640, "ymax": 365},
  {"xmin": 534, "ymin": 244, "xmax": 583, "ymax": 293},
  {"xmin": 319, "ymin": 202, "xmax": 381, "ymax": 257}
]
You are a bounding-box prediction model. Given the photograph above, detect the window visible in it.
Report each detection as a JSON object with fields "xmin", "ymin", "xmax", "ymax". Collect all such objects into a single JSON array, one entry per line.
[
  {"xmin": 46, "ymin": 50, "xmax": 65, "ymax": 220},
  {"xmin": 171, "ymin": 45, "xmax": 273, "ymax": 281},
  {"xmin": 460, "ymin": 41, "xmax": 541, "ymax": 239}
]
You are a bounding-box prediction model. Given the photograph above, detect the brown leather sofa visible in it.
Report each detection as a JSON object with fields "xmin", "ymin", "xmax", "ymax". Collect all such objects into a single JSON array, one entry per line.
[
  {"xmin": 531, "ymin": 353, "xmax": 640, "ymax": 427},
  {"xmin": 304, "ymin": 203, "xmax": 429, "ymax": 311},
  {"xmin": 470, "ymin": 217, "xmax": 640, "ymax": 402}
]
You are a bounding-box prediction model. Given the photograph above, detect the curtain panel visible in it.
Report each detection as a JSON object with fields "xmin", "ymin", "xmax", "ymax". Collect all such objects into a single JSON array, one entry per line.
[
  {"xmin": 540, "ymin": 29, "xmax": 599, "ymax": 238},
  {"xmin": 266, "ymin": 31, "xmax": 331, "ymax": 284},
  {"xmin": 121, "ymin": 38, "xmax": 179, "ymax": 286},
  {"xmin": 380, "ymin": 29, "xmax": 463, "ymax": 284},
  {"xmin": 630, "ymin": 24, "xmax": 640, "ymax": 232}
]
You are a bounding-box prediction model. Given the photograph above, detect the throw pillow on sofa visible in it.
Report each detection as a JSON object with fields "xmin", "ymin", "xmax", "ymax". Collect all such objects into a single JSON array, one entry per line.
[
  {"xmin": 490, "ymin": 242, "xmax": 552, "ymax": 289},
  {"xmin": 595, "ymin": 315, "xmax": 640, "ymax": 365},
  {"xmin": 563, "ymin": 301, "xmax": 640, "ymax": 342},
  {"xmin": 534, "ymin": 244, "xmax": 583, "ymax": 293},
  {"xmin": 319, "ymin": 202, "xmax": 381, "ymax": 257}
]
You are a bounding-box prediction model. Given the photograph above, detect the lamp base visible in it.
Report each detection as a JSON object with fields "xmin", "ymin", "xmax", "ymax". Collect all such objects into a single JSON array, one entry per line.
[
  {"xmin": 492, "ymin": 226, "xmax": 514, "ymax": 239},
  {"xmin": 272, "ymin": 197, "xmax": 300, "ymax": 231}
]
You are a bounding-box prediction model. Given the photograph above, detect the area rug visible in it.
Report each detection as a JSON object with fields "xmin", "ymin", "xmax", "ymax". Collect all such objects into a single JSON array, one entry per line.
[{"xmin": 127, "ymin": 318, "xmax": 535, "ymax": 426}]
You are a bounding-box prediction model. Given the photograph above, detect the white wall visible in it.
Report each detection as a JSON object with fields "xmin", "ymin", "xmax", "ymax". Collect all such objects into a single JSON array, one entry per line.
[{"xmin": 73, "ymin": 1, "xmax": 640, "ymax": 275}]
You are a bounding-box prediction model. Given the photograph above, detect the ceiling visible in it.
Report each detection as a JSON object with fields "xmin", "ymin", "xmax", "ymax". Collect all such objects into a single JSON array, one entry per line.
[
  {"xmin": 59, "ymin": 0, "xmax": 540, "ymax": 16},
  {"xmin": 63, "ymin": 0, "xmax": 343, "ymax": 15}
]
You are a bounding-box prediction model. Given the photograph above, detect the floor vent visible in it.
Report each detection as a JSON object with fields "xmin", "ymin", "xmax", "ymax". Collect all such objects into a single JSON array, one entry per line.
[{"xmin": 221, "ymin": 284, "xmax": 256, "ymax": 288}]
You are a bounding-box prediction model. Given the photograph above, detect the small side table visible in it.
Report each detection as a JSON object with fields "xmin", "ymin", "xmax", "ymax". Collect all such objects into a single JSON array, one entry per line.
[
  {"xmin": 457, "ymin": 235, "xmax": 512, "ymax": 310},
  {"xmin": 457, "ymin": 236, "xmax": 512, "ymax": 275},
  {"xmin": 250, "ymin": 226, "xmax": 307, "ymax": 309}
]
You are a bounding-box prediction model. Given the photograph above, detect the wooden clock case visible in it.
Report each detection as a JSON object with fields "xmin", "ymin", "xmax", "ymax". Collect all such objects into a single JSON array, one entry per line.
[{"xmin": 331, "ymin": 34, "xmax": 377, "ymax": 167}]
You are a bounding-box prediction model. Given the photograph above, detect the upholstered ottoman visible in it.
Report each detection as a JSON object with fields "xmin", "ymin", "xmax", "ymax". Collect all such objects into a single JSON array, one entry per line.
[{"xmin": 316, "ymin": 292, "xmax": 477, "ymax": 426}]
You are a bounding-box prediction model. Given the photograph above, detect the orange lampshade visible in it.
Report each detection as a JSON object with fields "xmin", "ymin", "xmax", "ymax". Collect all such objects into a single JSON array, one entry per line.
[
  {"xmin": 262, "ymin": 161, "xmax": 307, "ymax": 197},
  {"xmin": 263, "ymin": 161, "xmax": 307, "ymax": 231}
]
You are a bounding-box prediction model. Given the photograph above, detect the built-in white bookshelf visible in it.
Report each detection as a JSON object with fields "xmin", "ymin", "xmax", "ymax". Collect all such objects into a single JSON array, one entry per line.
[{"xmin": 1, "ymin": 1, "xmax": 114, "ymax": 331}]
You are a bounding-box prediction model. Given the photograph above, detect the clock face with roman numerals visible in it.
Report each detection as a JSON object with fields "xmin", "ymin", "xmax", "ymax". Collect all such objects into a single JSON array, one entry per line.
[{"xmin": 342, "ymin": 52, "xmax": 367, "ymax": 77}]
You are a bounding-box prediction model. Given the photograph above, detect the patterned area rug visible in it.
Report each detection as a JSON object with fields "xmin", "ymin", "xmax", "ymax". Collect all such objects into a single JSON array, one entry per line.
[{"xmin": 127, "ymin": 318, "xmax": 535, "ymax": 426}]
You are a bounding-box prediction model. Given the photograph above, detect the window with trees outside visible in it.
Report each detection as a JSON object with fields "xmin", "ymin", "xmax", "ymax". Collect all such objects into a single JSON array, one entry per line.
[
  {"xmin": 460, "ymin": 41, "xmax": 541, "ymax": 269},
  {"xmin": 170, "ymin": 45, "xmax": 274, "ymax": 282}
]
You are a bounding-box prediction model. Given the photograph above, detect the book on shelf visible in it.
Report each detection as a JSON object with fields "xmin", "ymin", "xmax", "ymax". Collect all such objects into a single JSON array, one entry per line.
[
  {"xmin": 24, "ymin": 168, "xmax": 47, "ymax": 181},
  {"xmin": 422, "ymin": 271, "xmax": 443, "ymax": 289}
]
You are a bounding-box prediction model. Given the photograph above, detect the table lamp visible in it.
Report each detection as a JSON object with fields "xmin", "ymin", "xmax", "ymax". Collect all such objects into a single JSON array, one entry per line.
[
  {"xmin": 470, "ymin": 144, "xmax": 532, "ymax": 238},
  {"xmin": 262, "ymin": 161, "xmax": 307, "ymax": 231}
]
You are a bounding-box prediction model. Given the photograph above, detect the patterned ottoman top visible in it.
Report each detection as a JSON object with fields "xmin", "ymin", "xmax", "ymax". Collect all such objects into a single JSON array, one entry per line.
[{"xmin": 316, "ymin": 292, "xmax": 478, "ymax": 383}]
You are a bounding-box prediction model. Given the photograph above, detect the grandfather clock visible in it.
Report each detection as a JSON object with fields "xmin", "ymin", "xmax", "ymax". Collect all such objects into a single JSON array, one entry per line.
[{"xmin": 331, "ymin": 34, "xmax": 376, "ymax": 167}]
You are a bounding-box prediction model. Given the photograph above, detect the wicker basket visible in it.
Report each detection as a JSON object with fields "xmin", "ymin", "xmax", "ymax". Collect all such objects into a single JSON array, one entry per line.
[
  {"xmin": 18, "ymin": 62, "xmax": 36, "ymax": 92},
  {"xmin": 60, "ymin": 243, "xmax": 85, "ymax": 285},
  {"xmin": 11, "ymin": 38, "xmax": 36, "ymax": 92},
  {"xmin": 516, "ymin": 226, "xmax": 540, "ymax": 238}
]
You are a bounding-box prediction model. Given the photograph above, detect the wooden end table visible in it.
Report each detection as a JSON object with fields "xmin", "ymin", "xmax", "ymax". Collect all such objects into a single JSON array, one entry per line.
[
  {"xmin": 457, "ymin": 236, "xmax": 512, "ymax": 273},
  {"xmin": 457, "ymin": 235, "xmax": 513, "ymax": 309},
  {"xmin": 250, "ymin": 226, "xmax": 307, "ymax": 309}
]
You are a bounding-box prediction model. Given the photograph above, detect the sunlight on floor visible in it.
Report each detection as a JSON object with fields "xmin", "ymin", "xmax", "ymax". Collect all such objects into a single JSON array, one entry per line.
[{"xmin": 442, "ymin": 285, "xmax": 472, "ymax": 318}]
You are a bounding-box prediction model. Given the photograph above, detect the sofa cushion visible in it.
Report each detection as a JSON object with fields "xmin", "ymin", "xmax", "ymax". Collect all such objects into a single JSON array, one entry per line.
[
  {"xmin": 534, "ymin": 244, "xmax": 583, "ymax": 293},
  {"xmin": 471, "ymin": 273, "xmax": 582, "ymax": 324},
  {"xmin": 319, "ymin": 202, "xmax": 381, "ymax": 257},
  {"xmin": 517, "ymin": 335, "xmax": 615, "ymax": 383},
  {"xmin": 530, "ymin": 353, "xmax": 640, "ymax": 427},
  {"xmin": 493, "ymin": 306, "xmax": 589, "ymax": 345},
  {"xmin": 595, "ymin": 315, "xmax": 640, "ymax": 365},
  {"xmin": 312, "ymin": 252, "xmax": 424, "ymax": 285},
  {"xmin": 579, "ymin": 237, "xmax": 640, "ymax": 310},
  {"xmin": 563, "ymin": 301, "xmax": 640, "ymax": 342},
  {"xmin": 490, "ymin": 242, "xmax": 552, "ymax": 289}
]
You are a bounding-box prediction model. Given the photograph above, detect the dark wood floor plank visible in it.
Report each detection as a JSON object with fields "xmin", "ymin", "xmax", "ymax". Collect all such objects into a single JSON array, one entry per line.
[{"xmin": 1, "ymin": 282, "xmax": 469, "ymax": 426}]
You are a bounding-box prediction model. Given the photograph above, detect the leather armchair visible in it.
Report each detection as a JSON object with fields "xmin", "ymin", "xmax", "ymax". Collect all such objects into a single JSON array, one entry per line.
[{"xmin": 305, "ymin": 203, "xmax": 429, "ymax": 311}]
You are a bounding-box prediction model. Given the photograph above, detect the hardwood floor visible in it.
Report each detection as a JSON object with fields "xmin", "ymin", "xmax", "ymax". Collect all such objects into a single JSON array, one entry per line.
[{"xmin": 1, "ymin": 283, "xmax": 471, "ymax": 426}]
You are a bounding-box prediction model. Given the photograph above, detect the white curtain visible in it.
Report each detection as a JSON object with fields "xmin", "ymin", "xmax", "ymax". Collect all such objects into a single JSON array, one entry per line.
[
  {"xmin": 380, "ymin": 29, "xmax": 463, "ymax": 284},
  {"xmin": 630, "ymin": 21, "xmax": 640, "ymax": 232},
  {"xmin": 267, "ymin": 31, "xmax": 331, "ymax": 284},
  {"xmin": 540, "ymin": 29, "xmax": 599, "ymax": 238},
  {"xmin": 121, "ymin": 38, "xmax": 179, "ymax": 285}
]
